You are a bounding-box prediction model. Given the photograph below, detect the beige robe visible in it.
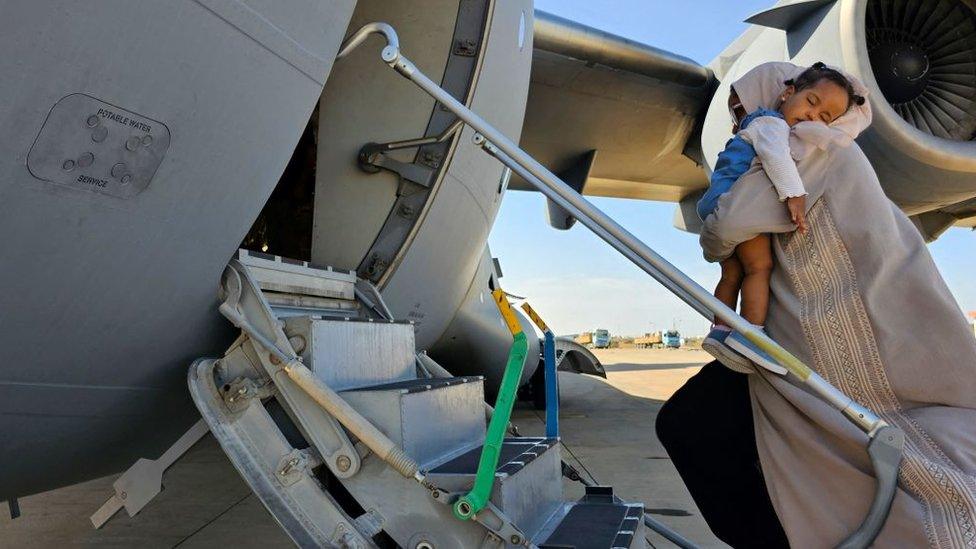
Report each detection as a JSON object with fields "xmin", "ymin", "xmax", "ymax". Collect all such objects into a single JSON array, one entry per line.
[{"xmin": 701, "ymin": 63, "xmax": 976, "ymax": 548}]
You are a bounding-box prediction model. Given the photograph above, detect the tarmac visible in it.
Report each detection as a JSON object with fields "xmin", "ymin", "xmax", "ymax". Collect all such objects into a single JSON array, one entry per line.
[{"xmin": 0, "ymin": 348, "xmax": 724, "ymax": 548}]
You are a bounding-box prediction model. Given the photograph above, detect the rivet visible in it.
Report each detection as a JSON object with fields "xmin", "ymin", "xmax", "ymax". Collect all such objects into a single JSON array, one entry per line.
[
  {"xmin": 91, "ymin": 125, "xmax": 108, "ymax": 143},
  {"xmin": 120, "ymin": 491, "xmax": 127, "ymax": 499},
  {"xmin": 510, "ymin": 535, "xmax": 522, "ymax": 544},
  {"xmin": 62, "ymin": 159, "xmax": 75, "ymax": 171},
  {"xmin": 86, "ymin": 115, "xmax": 99, "ymax": 127},
  {"xmin": 336, "ymin": 455, "xmax": 351, "ymax": 472},
  {"xmin": 120, "ymin": 174, "xmax": 132, "ymax": 185},
  {"xmin": 77, "ymin": 152, "xmax": 94, "ymax": 168},
  {"xmin": 125, "ymin": 136, "xmax": 141, "ymax": 151}
]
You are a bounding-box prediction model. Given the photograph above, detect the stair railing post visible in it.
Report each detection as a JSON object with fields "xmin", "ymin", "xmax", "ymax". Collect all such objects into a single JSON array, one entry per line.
[{"xmin": 521, "ymin": 302, "xmax": 559, "ymax": 439}]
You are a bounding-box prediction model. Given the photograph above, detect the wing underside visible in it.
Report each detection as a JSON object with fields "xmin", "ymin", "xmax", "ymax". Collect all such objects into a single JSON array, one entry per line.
[{"xmin": 517, "ymin": 11, "xmax": 716, "ymax": 204}]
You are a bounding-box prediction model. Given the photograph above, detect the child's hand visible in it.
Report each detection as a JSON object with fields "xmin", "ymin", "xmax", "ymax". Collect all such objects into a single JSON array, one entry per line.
[{"xmin": 787, "ymin": 196, "xmax": 808, "ymax": 234}]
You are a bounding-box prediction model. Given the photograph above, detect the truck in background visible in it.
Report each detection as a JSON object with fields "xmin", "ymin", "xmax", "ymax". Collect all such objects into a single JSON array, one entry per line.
[
  {"xmin": 634, "ymin": 331, "xmax": 663, "ymax": 349},
  {"xmin": 663, "ymin": 329, "xmax": 681, "ymax": 349},
  {"xmin": 574, "ymin": 329, "xmax": 611, "ymax": 349},
  {"xmin": 574, "ymin": 332, "xmax": 592, "ymax": 346},
  {"xmin": 592, "ymin": 329, "xmax": 611, "ymax": 349}
]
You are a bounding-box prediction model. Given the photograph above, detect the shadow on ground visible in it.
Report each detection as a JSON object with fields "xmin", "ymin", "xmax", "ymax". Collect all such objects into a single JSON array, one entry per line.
[{"xmin": 603, "ymin": 359, "xmax": 705, "ymax": 373}]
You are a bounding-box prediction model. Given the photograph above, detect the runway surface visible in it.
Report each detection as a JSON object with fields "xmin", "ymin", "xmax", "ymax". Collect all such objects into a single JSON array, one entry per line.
[{"xmin": 0, "ymin": 348, "xmax": 724, "ymax": 548}]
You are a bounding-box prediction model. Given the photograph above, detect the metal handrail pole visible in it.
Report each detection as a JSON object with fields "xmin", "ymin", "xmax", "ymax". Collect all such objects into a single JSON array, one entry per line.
[{"xmin": 478, "ymin": 141, "xmax": 880, "ymax": 432}]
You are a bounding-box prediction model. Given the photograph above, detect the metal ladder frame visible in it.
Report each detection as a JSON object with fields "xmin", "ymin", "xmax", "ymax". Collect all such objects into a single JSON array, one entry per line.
[{"xmin": 337, "ymin": 22, "xmax": 905, "ymax": 549}]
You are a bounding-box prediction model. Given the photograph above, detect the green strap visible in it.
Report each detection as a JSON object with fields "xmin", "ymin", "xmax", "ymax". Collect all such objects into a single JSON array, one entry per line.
[{"xmin": 454, "ymin": 291, "xmax": 528, "ymax": 520}]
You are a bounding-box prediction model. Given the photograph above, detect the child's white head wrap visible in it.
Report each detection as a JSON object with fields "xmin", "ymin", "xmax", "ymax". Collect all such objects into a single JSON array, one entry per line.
[{"xmin": 732, "ymin": 61, "xmax": 873, "ymax": 158}]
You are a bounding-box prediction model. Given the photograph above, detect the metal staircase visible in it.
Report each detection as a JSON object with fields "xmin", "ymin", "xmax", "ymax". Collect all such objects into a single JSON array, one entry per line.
[{"xmin": 189, "ymin": 251, "xmax": 651, "ymax": 547}]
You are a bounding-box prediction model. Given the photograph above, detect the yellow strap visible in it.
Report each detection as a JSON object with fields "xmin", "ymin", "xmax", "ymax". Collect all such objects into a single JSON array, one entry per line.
[
  {"xmin": 520, "ymin": 302, "xmax": 549, "ymax": 333},
  {"xmin": 492, "ymin": 289, "xmax": 522, "ymax": 336}
]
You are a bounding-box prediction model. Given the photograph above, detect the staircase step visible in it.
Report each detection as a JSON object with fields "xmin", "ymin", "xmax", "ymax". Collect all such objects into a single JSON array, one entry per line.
[
  {"xmin": 537, "ymin": 486, "xmax": 645, "ymax": 549},
  {"xmin": 237, "ymin": 249, "xmax": 357, "ymax": 301},
  {"xmin": 427, "ymin": 438, "xmax": 562, "ymax": 540},
  {"xmin": 340, "ymin": 377, "xmax": 486, "ymax": 467},
  {"xmin": 282, "ymin": 316, "xmax": 417, "ymax": 391}
]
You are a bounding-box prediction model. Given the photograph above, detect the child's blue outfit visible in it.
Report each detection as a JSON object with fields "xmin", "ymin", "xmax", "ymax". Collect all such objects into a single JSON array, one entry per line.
[
  {"xmin": 697, "ymin": 107, "xmax": 788, "ymax": 221},
  {"xmin": 698, "ymin": 106, "xmax": 801, "ymax": 377}
]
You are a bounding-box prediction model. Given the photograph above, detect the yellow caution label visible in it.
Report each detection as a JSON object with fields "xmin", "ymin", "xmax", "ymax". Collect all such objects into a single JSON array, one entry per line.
[
  {"xmin": 520, "ymin": 302, "xmax": 549, "ymax": 333},
  {"xmin": 492, "ymin": 289, "xmax": 522, "ymax": 336}
]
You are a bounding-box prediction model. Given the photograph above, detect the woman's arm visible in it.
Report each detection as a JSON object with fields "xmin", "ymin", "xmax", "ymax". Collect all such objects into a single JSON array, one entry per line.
[{"xmin": 699, "ymin": 147, "xmax": 831, "ymax": 262}]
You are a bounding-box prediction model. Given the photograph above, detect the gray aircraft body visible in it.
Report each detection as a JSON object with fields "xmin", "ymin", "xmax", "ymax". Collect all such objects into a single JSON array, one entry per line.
[{"xmin": 2, "ymin": 0, "xmax": 975, "ymax": 511}]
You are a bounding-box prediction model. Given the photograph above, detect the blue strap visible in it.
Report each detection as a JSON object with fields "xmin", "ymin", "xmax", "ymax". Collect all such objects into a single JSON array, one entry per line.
[{"xmin": 543, "ymin": 330, "xmax": 559, "ymax": 438}]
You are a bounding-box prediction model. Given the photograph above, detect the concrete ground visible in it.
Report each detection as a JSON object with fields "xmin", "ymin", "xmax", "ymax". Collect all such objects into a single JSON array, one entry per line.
[{"xmin": 0, "ymin": 348, "xmax": 723, "ymax": 548}]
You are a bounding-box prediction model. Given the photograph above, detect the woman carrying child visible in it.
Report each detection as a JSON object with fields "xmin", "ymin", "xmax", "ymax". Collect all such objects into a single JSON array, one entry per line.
[
  {"xmin": 698, "ymin": 62, "xmax": 863, "ymax": 374},
  {"xmin": 656, "ymin": 61, "xmax": 976, "ymax": 548}
]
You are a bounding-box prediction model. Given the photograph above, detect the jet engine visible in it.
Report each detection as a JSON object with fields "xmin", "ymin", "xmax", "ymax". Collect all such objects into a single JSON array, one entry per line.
[{"xmin": 701, "ymin": 0, "xmax": 976, "ymax": 239}]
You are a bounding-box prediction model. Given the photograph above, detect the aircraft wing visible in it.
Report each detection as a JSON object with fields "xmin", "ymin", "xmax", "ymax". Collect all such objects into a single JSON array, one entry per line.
[{"xmin": 516, "ymin": 10, "xmax": 716, "ymax": 212}]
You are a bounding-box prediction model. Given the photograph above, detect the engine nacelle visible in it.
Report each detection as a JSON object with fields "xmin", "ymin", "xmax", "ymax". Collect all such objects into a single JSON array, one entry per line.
[{"xmin": 701, "ymin": 0, "xmax": 976, "ymax": 238}]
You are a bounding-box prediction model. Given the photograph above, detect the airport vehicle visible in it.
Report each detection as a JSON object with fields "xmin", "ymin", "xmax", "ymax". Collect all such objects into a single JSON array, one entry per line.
[
  {"xmin": 2, "ymin": 0, "xmax": 968, "ymax": 545},
  {"xmin": 663, "ymin": 330, "xmax": 682, "ymax": 349},
  {"xmin": 592, "ymin": 329, "xmax": 611, "ymax": 349},
  {"xmin": 635, "ymin": 331, "xmax": 664, "ymax": 349},
  {"xmin": 573, "ymin": 332, "xmax": 593, "ymax": 346}
]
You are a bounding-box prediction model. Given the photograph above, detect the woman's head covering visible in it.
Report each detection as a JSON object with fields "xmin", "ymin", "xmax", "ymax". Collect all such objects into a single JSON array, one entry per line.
[{"xmin": 731, "ymin": 61, "xmax": 873, "ymax": 158}]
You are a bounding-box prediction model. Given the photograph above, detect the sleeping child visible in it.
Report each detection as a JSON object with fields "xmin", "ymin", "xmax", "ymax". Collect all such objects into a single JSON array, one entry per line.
[{"xmin": 699, "ymin": 61, "xmax": 866, "ymax": 373}]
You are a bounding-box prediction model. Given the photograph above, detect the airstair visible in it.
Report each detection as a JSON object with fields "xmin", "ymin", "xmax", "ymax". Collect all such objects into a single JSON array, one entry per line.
[
  {"xmin": 187, "ymin": 22, "xmax": 907, "ymax": 549},
  {"xmin": 189, "ymin": 250, "xmax": 653, "ymax": 547}
]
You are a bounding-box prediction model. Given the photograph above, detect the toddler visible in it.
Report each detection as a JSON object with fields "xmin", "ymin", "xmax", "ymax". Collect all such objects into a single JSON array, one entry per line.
[{"xmin": 700, "ymin": 62, "xmax": 865, "ymax": 372}]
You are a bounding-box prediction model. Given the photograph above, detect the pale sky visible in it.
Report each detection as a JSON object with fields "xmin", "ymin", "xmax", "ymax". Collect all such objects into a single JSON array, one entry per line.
[{"xmin": 487, "ymin": 0, "xmax": 976, "ymax": 338}]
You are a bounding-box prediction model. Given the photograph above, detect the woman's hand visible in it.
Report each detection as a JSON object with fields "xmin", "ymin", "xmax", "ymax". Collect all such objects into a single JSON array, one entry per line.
[{"xmin": 787, "ymin": 196, "xmax": 808, "ymax": 234}]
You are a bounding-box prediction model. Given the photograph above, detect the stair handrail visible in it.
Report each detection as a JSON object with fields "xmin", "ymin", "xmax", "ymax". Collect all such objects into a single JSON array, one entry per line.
[{"xmin": 337, "ymin": 23, "xmax": 905, "ymax": 549}]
